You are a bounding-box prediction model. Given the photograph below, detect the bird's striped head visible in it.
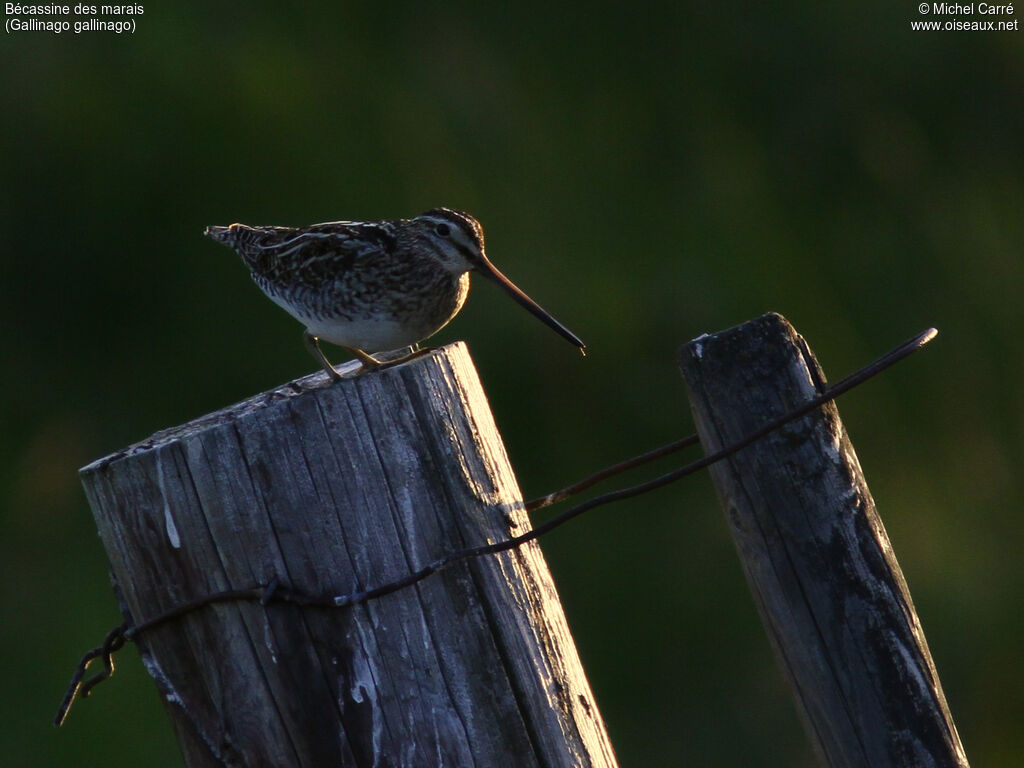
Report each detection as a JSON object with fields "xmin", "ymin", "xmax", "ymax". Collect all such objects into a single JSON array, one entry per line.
[
  {"xmin": 410, "ymin": 207, "xmax": 586, "ymax": 353},
  {"xmin": 409, "ymin": 208, "xmax": 487, "ymax": 275}
]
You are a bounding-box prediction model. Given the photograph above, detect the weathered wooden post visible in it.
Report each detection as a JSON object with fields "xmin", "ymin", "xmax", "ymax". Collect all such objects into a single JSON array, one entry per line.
[
  {"xmin": 679, "ymin": 313, "xmax": 968, "ymax": 768},
  {"xmin": 80, "ymin": 342, "xmax": 617, "ymax": 767}
]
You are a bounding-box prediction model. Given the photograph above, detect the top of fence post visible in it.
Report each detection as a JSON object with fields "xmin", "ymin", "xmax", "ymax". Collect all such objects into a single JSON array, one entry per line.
[{"xmin": 80, "ymin": 342, "xmax": 618, "ymax": 768}]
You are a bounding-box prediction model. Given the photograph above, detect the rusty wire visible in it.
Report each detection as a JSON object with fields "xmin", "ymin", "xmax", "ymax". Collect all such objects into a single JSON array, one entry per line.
[{"xmin": 56, "ymin": 327, "xmax": 938, "ymax": 727}]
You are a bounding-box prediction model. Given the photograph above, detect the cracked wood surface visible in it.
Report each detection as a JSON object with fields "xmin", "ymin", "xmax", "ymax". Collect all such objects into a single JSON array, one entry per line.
[
  {"xmin": 679, "ymin": 313, "xmax": 968, "ymax": 768},
  {"xmin": 81, "ymin": 342, "xmax": 617, "ymax": 768}
]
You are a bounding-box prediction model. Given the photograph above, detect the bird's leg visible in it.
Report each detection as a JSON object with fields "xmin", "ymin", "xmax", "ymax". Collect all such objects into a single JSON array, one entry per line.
[
  {"xmin": 302, "ymin": 332, "xmax": 343, "ymax": 381},
  {"xmin": 365, "ymin": 344, "xmax": 435, "ymax": 368},
  {"xmin": 383, "ymin": 347, "xmax": 434, "ymax": 366},
  {"xmin": 342, "ymin": 346, "xmax": 384, "ymax": 371},
  {"xmin": 304, "ymin": 333, "xmax": 429, "ymax": 376}
]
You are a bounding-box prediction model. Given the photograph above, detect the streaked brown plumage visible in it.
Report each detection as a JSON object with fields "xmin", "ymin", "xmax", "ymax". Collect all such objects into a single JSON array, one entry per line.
[{"xmin": 205, "ymin": 208, "xmax": 584, "ymax": 379}]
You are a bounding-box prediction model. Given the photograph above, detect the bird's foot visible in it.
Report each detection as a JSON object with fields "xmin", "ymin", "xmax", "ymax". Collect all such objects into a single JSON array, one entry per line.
[
  {"xmin": 377, "ymin": 346, "xmax": 435, "ymax": 368},
  {"xmin": 303, "ymin": 332, "xmax": 343, "ymax": 382},
  {"xmin": 305, "ymin": 333, "xmax": 436, "ymax": 380},
  {"xmin": 344, "ymin": 347, "xmax": 385, "ymax": 372}
]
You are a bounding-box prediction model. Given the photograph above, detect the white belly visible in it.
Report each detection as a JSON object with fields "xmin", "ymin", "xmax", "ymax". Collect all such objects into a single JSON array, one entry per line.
[
  {"xmin": 259, "ymin": 272, "xmax": 470, "ymax": 353},
  {"xmin": 304, "ymin": 315, "xmax": 435, "ymax": 352},
  {"xmin": 269, "ymin": 292, "xmax": 467, "ymax": 353}
]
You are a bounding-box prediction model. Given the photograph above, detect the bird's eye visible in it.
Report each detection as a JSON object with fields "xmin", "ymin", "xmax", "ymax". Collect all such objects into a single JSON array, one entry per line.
[{"xmin": 434, "ymin": 223, "xmax": 451, "ymax": 237}]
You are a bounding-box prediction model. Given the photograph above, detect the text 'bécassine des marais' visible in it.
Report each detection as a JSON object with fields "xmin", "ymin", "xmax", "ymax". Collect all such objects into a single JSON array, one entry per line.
[{"xmin": 5, "ymin": 4, "xmax": 143, "ymax": 14}]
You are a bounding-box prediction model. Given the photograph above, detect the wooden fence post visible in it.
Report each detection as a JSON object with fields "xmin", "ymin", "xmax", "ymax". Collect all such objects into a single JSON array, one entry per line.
[
  {"xmin": 80, "ymin": 342, "xmax": 617, "ymax": 768},
  {"xmin": 678, "ymin": 313, "xmax": 968, "ymax": 768}
]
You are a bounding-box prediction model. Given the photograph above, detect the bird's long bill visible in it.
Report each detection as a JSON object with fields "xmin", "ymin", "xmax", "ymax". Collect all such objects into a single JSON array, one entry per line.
[{"xmin": 477, "ymin": 256, "xmax": 586, "ymax": 353}]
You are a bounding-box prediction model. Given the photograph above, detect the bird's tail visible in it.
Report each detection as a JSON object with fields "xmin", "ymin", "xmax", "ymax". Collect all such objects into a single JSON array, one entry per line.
[{"xmin": 204, "ymin": 224, "xmax": 240, "ymax": 246}]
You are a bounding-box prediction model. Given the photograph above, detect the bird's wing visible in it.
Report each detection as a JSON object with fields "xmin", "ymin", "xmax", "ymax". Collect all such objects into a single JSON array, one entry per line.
[{"xmin": 205, "ymin": 222, "xmax": 396, "ymax": 285}]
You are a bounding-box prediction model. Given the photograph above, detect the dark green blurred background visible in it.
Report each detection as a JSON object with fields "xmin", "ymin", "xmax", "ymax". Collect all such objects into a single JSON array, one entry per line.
[{"xmin": 2, "ymin": 2, "xmax": 1021, "ymax": 765}]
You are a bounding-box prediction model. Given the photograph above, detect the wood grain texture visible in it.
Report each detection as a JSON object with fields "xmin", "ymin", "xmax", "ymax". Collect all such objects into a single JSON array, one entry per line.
[
  {"xmin": 80, "ymin": 343, "xmax": 617, "ymax": 768},
  {"xmin": 679, "ymin": 313, "xmax": 968, "ymax": 768}
]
